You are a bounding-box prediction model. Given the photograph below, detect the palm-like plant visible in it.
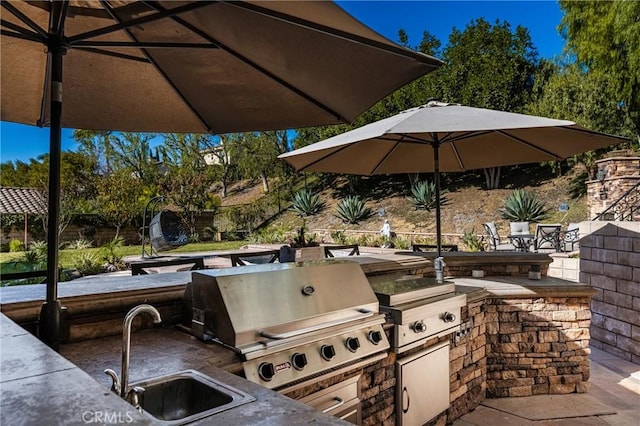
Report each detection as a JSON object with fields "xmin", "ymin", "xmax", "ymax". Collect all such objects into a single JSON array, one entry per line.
[
  {"xmin": 290, "ymin": 189, "xmax": 324, "ymax": 217},
  {"xmin": 408, "ymin": 180, "xmax": 449, "ymax": 211},
  {"xmin": 335, "ymin": 196, "xmax": 373, "ymax": 224},
  {"xmin": 499, "ymin": 189, "xmax": 550, "ymax": 222}
]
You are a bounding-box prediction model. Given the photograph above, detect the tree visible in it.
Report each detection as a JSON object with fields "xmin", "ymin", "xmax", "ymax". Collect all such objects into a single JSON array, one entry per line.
[
  {"xmin": 159, "ymin": 133, "xmax": 216, "ymax": 235},
  {"xmin": 96, "ymin": 170, "xmax": 146, "ymax": 238},
  {"xmin": 209, "ymin": 134, "xmax": 238, "ymax": 198},
  {"xmin": 435, "ymin": 18, "xmax": 539, "ymax": 189},
  {"xmin": 236, "ymin": 130, "xmax": 290, "ymax": 193},
  {"xmin": 73, "ymin": 129, "xmax": 115, "ymax": 174},
  {"xmin": 559, "ymin": 0, "xmax": 640, "ymax": 140}
]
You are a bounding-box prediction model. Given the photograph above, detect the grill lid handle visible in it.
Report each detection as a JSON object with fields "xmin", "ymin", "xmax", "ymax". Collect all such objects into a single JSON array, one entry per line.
[{"xmin": 259, "ymin": 309, "xmax": 374, "ymax": 340}]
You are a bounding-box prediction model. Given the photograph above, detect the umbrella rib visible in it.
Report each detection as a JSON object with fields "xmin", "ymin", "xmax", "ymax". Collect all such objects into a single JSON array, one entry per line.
[
  {"xmin": 73, "ymin": 41, "xmax": 219, "ymax": 49},
  {"xmin": 370, "ymin": 140, "xmax": 402, "ymax": 175},
  {"xmin": 449, "ymin": 141, "xmax": 465, "ymax": 170},
  {"xmin": 496, "ymin": 130, "xmax": 562, "ymax": 159},
  {"xmin": 559, "ymin": 125, "xmax": 631, "ymax": 142},
  {"xmin": 50, "ymin": 1, "xmax": 70, "ymax": 38},
  {"xmin": 145, "ymin": 2, "xmax": 351, "ymax": 124},
  {"xmin": 74, "ymin": 46, "xmax": 151, "ymax": 64},
  {"xmin": 225, "ymin": 1, "xmax": 443, "ymax": 68},
  {"xmin": 296, "ymin": 143, "xmax": 356, "ymax": 171},
  {"xmin": 96, "ymin": 0, "xmax": 212, "ymax": 132},
  {"xmin": 0, "ymin": 2, "xmax": 48, "ymax": 40},
  {"xmin": 0, "ymin": 27, "xmax": 43, "ymax": 43},
  {"xmin": 67, "ymin": 2, "xmax": 211, "ymax": 44}
]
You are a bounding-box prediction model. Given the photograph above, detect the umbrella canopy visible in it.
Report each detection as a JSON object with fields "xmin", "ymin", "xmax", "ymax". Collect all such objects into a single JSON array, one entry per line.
[
  {"xmin": 0, "ymin": 1, "xmax": 443, "ymax": 349},
  {"xmin": 279, "ymin": 101, "xmax": 629, "ymax": 281},
  {"xmin": 1, "ymin": 1, "xmax": 442, "ymax": 133},
  {"xmin": 280, "ymin": 102, "xmax": 626, "ymax": 174}
]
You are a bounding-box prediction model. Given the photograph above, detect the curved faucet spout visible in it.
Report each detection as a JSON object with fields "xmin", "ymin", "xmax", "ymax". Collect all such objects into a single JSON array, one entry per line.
[{"xmin": 120, "ymin": 304, "xmax": 162, "ymax": 398}]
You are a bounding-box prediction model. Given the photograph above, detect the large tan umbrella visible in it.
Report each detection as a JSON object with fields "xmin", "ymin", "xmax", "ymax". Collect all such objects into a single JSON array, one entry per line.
[
  {"xmin": 280, "ymin": 101, "xmax": 629, "ymax": 281},
  {"xmin": 0, "ymin": 1, "xmax": 442, "ymax": 349}
]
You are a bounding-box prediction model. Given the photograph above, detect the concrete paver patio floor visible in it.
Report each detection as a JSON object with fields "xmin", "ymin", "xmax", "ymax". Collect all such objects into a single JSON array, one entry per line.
[{"xmin": 454, "ymin": 346, "xmax": 640, "ymax": 426}]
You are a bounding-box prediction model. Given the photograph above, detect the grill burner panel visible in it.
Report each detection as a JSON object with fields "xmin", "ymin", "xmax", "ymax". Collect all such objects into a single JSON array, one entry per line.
[
  {"xmin": 369, "ymin": 275, "xmax": 466, "ymax": 353},
  {"xmin": 191, "ymin": 261, "xmax": 389, "ymax": 389}
]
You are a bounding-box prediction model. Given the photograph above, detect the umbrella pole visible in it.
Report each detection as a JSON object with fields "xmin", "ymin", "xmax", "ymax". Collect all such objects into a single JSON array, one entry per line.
[
  {"xmin": 432, "ymin": 138, "xmax": 445, "ymax": 283},
  {"xmin": 39, "ymin": 40, "xmax": 65, "ymax": 351}
]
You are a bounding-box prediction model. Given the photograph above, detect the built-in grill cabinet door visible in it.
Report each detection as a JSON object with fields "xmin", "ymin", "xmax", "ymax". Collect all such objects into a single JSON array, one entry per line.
[{"xmin": 396, "ymin": 341, "xmax": 450, "ymax": 426}]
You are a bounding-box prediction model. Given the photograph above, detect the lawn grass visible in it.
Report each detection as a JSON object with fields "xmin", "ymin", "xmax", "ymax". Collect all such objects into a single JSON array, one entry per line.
[{"xmin": 0, "ymin": 240, "xmax": 247, "ymax": 273}]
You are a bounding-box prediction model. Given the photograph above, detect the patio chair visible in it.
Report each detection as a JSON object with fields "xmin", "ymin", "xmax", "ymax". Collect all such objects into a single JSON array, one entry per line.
[
  {"xmin": 533, "ymin": 223, "xmax": 562, "ymax": 252},
  {"xmin": 508, "ymin": 221, "xmax": 532, "ymax": 251},
  {"xmin": 561, "ymin": 223, "xmax": 580, "ymax": 252},
  {"xmin": 483, "ymin": 222, "xmax": 516, "ymax": 251}
]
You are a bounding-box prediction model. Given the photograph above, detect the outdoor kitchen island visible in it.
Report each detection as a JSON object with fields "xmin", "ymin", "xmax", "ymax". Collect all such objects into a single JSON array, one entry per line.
[{"xmin": 1, "ymin": 254, "xmax": 595, "ymax": 425}]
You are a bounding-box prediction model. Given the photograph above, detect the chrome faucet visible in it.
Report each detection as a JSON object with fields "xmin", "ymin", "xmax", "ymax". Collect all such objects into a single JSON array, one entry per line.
[{"xmin": 105, "ymin": 304, "xmax": 162, "ymax": 408}]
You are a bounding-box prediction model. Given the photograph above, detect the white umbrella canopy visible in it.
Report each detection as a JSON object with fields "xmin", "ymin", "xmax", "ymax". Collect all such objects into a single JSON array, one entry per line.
[
  {"xmin": 280, "ymin": 101, "xmax": 629, "ymax": 281},
  {"xmin": 280, "ymin": 102, "xmax": 626, "ymax": 174},
  {"xmin": 0, "ymin": 0, "xmax": 443, "ymax": 349}
]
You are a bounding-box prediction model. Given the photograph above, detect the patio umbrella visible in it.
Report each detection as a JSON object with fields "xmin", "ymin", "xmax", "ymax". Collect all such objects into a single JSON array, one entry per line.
[
  {"xmin": 279, "ymin": 101, "xmax": 629, "ymax": 281},
  {"xmin": 0, "ymin": 1, "xmax": 442, "ymax": 349}
]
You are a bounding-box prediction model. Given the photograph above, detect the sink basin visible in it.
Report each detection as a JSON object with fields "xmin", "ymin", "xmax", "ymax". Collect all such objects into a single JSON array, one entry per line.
[{"xmin": 131, "ymin": 370, "xmax": 255, "ymax": 425}]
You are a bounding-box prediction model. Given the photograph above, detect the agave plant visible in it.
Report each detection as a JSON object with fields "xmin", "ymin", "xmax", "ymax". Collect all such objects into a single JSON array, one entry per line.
[
  {"xmin": 408, "ymin": 180, "xmax": 449, "ymax": 211},
  {"xmin": 290, "ymin": 189, "xmax": 325, "ymax": 217},
  {"xmin": 499, "ymin": 189, "xmax": 550, "ymax": 222},
  {"xmin": 461, "ymin": 229, "xmax": 485, "ymax": 252},
  {"xmin": 335, "ymin": 196, "xmax": 373, "ymax": 224}
]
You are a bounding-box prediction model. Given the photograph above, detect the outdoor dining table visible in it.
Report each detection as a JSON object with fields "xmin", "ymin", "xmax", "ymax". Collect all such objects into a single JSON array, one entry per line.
[{"xmin": 508, "ymin": 234, "xmax": 534, "ymax": 252}]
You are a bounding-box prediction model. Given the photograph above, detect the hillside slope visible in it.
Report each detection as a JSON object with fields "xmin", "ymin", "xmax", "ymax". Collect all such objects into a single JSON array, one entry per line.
[{"xmin": 221, "ymin": 165, "xmax": 588, "ymax": 239}]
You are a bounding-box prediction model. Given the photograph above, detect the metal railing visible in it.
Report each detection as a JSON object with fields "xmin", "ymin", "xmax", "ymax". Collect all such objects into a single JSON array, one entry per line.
[{"xmin": 593, "ymin": 182, "xmax": 640, "ymax": 221}]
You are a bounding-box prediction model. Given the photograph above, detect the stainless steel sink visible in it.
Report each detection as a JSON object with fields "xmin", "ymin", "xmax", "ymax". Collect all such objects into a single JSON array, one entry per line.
[{"xmin": 131, "ymin": 370, "xmax": 255, "ymax": 425}]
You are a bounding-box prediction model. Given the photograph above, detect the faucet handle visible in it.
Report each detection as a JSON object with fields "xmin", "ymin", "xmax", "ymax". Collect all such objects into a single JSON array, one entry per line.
[
  {"xmin": 127, "ymin": 386, "xmax": 146, "ymax": 413},
  {"xmin": 104, "ymin": 368, "xmax": 121, "ymax": 396}
]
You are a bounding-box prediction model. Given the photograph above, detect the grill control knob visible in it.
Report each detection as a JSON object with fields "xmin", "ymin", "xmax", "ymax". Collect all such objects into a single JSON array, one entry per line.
[
  {"xmin": 442, "ymin": 312, "xmax": 457, "ymax": 323},
  {"xmin": 368, "ymin": 330, "xmax": 383, "ymax": 345},
  {"xmin": 412, "ymin": 321, "xmax": 427, "ymax": 333},
  {"xmin": 258, "ymin": 362, "xmax": 275, "ymax": 381},
  {"xmin": 345, "ymin": 337, "xmax": 361, "ymax": 352},
  {"xmin": 320, "ymin": 344, "xmax": 336, "ymax": 361},
  {"xmin": 291, "ymin": 353, "xmax": 308, "ymax": 370}
]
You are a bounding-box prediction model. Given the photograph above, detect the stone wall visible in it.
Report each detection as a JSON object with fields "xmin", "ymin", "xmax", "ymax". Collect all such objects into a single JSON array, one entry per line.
[
  {"xmin": 447, "ymin": 298, "xmax": 487, "ymax": 424},
  {"xmin": 579, "ymin": 221, "xmax": 640, "ymax": 363},
  {"xmin": 485, "ymin": 295, "xmax": 592, "ymax": 397},
  {"xmin": 587, "ymin": 155, "xmax": 640, "ymax": 220}
]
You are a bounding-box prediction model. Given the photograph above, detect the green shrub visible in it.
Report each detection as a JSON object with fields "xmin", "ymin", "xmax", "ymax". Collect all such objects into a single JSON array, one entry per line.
[
  {"xmin": 335, "ymin": 196, "xmax": 373, "ymax": 224},
  {"xmin": 408, "ymin": 180, "xmax": 449, "ymax": 211},
  {"xmin": 392, "ymin": 235, "xmax": 411, "ymax": 250},
  {"xmin": 499, "ymin": 189, "xmax": 550, "ymax": 222},
  {"xmin": 100, "ymin": 237, "xmax": 126, "ymax": 271},
  {"xmin": 72, "ymin": 252, "xmax": 104, "ymax": 276},
  {"xmin": 462, "ymin": 229, "xmax": 485, "ymax": 252},
  {"xmin": 188, "ymin": 233, "xmax": 201, "ymax": 243},
  {"xmin": 291, "ymin": 189, "xmax": 324, "ymax": 217},
  {"xmin": 9, "ymin": 239, "xmax": 24, "ymax": 252},
  {"xmin": 330, "ymin": 230, "xmax": 348, "ymax": 244},
  {"xmin": 65, "ymin": 239, "xmax": 94, "ymax": 250}
]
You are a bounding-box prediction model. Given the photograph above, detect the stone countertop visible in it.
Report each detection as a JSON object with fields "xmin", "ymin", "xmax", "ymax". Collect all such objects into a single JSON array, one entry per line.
[
  {"xmin": 1, "ymin": 314, "xmax": 348, "ymax": 426},
  {"xmin": 59, "ymin": 326, "xmax": 350, "ymax": 425},
  {"xmin": 454, "ymin": 276, "xmax": 596, "ymax": 299},
  {"xmin": 0, "ymin": 313, "xmax": 152, "ymax": 425}
]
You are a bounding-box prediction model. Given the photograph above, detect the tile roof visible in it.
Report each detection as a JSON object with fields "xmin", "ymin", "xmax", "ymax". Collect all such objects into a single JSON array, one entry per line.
[{"xmin": 0, "ymin": 187, "xmax": 46, "ymax": 214}]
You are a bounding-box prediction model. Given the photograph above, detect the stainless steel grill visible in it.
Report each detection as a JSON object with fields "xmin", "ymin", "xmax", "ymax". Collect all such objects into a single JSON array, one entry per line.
[
  {"xmin": 190, "ymin": 261, "xmax": 389, "ymax": 390},
  {"xmin": 369, "ymin": 275, "xmax": 466, "ymax": 353}
]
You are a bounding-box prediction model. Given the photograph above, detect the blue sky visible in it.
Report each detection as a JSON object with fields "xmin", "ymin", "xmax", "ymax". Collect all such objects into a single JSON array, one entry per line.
[{"xmin": 0, "ymin": 1, "xmax": 564, "ymax": 164}]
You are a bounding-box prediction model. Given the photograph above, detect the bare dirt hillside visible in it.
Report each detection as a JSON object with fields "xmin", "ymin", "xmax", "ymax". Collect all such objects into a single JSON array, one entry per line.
[{"xmin": 220, "ymin": 165, "xmax": 588, "ymax": 238}]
